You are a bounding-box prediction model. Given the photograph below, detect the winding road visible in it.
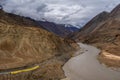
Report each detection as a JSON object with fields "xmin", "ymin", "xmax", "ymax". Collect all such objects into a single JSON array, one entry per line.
[
  {"xmin": 0, "ymin": 65, "xmax": 39, "ymax": 75},
  {"xmin": 63, "ymin": 43, "xmax": 120, "ymax": 80},
  {"xmin": 0, "ymin": 54, "xmax": 59, "ymax": 75}
]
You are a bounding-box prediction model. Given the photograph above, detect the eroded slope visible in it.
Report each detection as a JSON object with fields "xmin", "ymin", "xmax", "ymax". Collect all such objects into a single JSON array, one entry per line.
[
  {"xmin": 75, "ymin": 4, "xmax": 120, "ymax": 67},
  {"xmin": 0, "ymin": 9, "xmax": 78, "ymax": 80}
]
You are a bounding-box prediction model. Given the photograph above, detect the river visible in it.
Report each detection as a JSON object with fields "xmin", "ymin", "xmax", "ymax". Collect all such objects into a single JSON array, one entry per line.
[{"xmin": 62, "ymin": 43, "xmax": 120, "ymax": 80}]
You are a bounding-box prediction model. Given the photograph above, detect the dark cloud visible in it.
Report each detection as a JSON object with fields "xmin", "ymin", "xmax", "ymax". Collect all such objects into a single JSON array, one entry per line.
[{"xmin": 1, "ymin": 0, "xmax": 120, "ymax": 28}]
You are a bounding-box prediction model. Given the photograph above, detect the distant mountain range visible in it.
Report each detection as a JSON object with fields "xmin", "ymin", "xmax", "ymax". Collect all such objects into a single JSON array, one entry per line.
[
  {"xmin": 0, "ymin": 5, "xmax": 80, "ymax": 38},
  {"xmin": 36, "ymin": 21, "xmax": 79, "ymax": 37}
]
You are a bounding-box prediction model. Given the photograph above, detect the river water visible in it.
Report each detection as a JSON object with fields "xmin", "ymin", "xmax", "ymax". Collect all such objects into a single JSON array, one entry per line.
[{"xmin": 63, "ymin": 43, "xmax": 120, "ymax": 80}]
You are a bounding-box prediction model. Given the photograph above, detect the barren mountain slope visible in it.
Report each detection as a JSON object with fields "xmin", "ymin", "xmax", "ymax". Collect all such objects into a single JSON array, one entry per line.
[
  {"xmin": 72, "ymin": 11, "xmax": 109, "ymax": 40},
  {"xmin": 74, "ymin": 4, "xmax": 120, "ymax": 67},
  {"xmin": 0, "ymin": 9, "xmax": 78, "ymax": 80}
]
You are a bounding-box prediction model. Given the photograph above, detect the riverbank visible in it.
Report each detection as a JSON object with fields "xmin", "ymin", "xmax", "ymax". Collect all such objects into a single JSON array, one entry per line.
[
  {"xmin": 62, "ymin": 43, "xmax": 120, "ymax": 80},
  {"xmin": 98, "ymin": 51, "xmax": 120, "ymax": 68}
]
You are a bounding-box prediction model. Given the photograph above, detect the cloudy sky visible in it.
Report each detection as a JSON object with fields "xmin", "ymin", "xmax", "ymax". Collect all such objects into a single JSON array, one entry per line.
[{"xmin": 0, "ymin": 0, "xmax": 120, "ymax": 28}]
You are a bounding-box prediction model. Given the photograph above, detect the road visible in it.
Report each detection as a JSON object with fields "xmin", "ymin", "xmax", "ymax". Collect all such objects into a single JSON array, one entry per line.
[
  {"xmin": 0, "ymin": 65, "xmax": 39, "ymax": 75},
  {"xmin": 0, "ymin": 54, "xmax": 59, "ymax": 75}
]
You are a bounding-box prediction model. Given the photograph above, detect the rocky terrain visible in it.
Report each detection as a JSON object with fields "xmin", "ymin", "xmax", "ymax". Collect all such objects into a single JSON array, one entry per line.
[
  {"xmin": 74, "ymin": 4, "xmax": 120, "ymax": 67},
  {"xmin": 0, "ymin": 9, "xmax": 78, "ymax": 80}
]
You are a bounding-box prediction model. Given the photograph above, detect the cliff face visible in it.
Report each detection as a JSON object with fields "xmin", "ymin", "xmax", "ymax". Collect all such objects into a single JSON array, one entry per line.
[
  {"xmin": 74, "ymin": 4, "xmax": 120, "ymax": 67},
  {"xmin": 0, "ymin": 9, "xmax": 78, "ymax": 80}
]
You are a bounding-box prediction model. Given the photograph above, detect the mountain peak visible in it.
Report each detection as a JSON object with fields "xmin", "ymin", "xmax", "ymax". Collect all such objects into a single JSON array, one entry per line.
[{"xmin": 110, "ymin": 4, "xmax": 120, "ymax": 17}]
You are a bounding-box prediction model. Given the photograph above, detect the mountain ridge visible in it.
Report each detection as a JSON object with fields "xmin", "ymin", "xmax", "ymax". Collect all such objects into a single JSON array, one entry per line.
[
  {"xmin": 74, "ymin": 4, "xmax": 120, "ymax": 67},
  {"xmin": 36, "ymin": 21, "xmax": 79, "ymax": 37},
  {"xmin": 0, "ymin": 9, "xmax": 78, "ymax": 80}
]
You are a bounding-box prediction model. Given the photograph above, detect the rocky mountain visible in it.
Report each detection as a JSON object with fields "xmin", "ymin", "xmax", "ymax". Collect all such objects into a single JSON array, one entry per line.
[
  {"xmin": 74, "ymin": 4, "xmax": 120, "ymax": 67},
  {"xmin": 0, "ymin": 9, "xmax": 78, "ymax": 80},
  {"xmin": 73, "ymin": 11, "xmax": 109, "ymax": 41},
  {"xmin": 36, "ymin": 21, "xmax": 79, "ymax": 38},
  {"xmin": 65, "ymin": 24, "xmax": 79, "ymax": 32}
]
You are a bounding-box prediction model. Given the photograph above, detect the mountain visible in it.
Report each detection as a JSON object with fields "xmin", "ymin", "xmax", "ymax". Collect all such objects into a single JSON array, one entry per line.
[
  {"xmin": 36, "ymin": 21, "xmax": 79, "ymax": 37},
  {"xmin": 74, "ymin": 4, "xmax": 120, "ymax": 67},
  {"xmin": 0, "ymin": 9, "xmax": 78, "ymax": 80},
  {"xmin": 72, "ymin": 11, "xmax": 109, "ymax": 41},
  {"xmin": 65, "ymin": 24, "xmax": 79, "ymax": 32}
]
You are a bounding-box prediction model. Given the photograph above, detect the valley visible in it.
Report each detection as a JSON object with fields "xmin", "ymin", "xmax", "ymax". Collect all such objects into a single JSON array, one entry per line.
[
  {"xmin": 0, "ymin": 1, "xmax": 120, "ymax": 80},
  {"xmin": 72, "ymin": 4, "xmax": 120, "ymax": 68},
  {"xmin": 62, "ymin": 43, "xmax": 120, "ymax": 80}
]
